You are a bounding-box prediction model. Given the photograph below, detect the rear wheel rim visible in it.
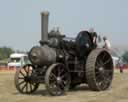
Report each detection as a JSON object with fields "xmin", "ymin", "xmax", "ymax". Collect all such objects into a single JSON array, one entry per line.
[
  {"xmin": 95, "ymin": 51, "xmax": 113, "ymax": 90},
  {"xmin": 86, "ymin": 49, "xmax": 113, "ymax": 91}
]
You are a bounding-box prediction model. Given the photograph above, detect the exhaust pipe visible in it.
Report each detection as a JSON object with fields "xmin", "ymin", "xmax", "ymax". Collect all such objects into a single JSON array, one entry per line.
[{"xmin": 40, "ymin": 11, "xmax": 49, "ymax": 45}]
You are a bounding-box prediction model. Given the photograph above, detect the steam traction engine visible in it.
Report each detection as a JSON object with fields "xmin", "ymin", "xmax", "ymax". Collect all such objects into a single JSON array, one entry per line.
[{"xmin": 14, "ymin": 12, "xmax": 114, "ymax": 96}]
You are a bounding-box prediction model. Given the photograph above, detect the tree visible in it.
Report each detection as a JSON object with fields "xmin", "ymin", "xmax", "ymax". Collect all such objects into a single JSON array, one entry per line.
[
  {"xmin": 0, "ymin": 46, "xmax": 14, "ymax": 60},
  {"xmin": 122, "ymin": 51, "xmax": 128, "ymax": 63}
]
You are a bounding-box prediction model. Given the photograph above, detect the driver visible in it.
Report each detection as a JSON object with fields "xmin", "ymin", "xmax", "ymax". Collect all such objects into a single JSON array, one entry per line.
[
  {"xmin": 88, "ymin": 28, "xmax": 98, "ymax": 48},
  {"xmin": 103, "ymin": 36, "xmax": 111, "ymax": 50}
]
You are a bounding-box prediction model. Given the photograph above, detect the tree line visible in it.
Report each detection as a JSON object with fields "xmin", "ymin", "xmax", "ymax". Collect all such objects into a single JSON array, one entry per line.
[
  {"xmin": 0, "ymin": 46, "xmax": 14, "ymax": 60},
  {"xmin": 122, "ymin": 51, "xmax": 128, "ymax": 63}
]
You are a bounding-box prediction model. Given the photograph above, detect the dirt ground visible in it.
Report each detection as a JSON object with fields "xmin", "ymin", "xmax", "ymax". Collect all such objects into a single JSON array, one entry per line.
[{"xmin": 0, "ymin": 70, "xmax": 128, "ymax": 102}]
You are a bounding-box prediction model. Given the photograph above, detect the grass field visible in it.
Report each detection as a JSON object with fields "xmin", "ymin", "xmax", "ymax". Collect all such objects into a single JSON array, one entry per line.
[{"xmin": 0, "ymin": 70, "xmax": 128, "ymax": 102}]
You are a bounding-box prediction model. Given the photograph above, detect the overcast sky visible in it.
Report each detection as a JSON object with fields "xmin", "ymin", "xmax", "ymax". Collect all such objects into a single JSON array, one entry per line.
[{"xmin": 0, "ymin": 0, "xmax": 128, "ymax": 51}]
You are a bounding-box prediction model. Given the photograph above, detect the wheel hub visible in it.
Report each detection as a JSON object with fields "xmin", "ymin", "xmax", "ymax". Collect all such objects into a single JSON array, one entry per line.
[
  {"xmin": 99, "ymin": 67, "xmax": 104, "ymax": 71},
  {"xmin": 56, "ymin": 77, "xmax": 62, "ymax": 84},
  {"xmin": 98, "ymin": 67, "xmax": 105, "ymax": 75},
  {"xmin": 24, "ymin": 76, "xmax": 31, "ymax": 82}
]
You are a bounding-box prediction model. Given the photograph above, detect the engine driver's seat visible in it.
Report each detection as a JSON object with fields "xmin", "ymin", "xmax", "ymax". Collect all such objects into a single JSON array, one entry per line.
[{"xmin": 75, "ymin": 31, "xmax": 94, "ymax": 58}]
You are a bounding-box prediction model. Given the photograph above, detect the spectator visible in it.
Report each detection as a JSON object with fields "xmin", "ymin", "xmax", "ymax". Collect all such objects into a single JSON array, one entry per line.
[{"xmin": 118, "ymin": 58, "xmax": 124, "ymax": 73}]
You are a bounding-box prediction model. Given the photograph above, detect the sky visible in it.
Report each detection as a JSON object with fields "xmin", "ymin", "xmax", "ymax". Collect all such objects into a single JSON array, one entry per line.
[{"xmin": 0, "ymin": 0, "xmax": 128, "ymax": 51}]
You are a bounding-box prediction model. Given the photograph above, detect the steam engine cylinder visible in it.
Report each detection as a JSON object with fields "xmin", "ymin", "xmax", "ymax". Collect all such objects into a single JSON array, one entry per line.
[{"xmin": 28, "ymin": 45, "xmax": 56, "ymax": 66}]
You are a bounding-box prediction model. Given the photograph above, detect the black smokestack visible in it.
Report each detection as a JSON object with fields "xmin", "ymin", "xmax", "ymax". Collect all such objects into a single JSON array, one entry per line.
[{"xmin": 40, "ymin": 11, "xmax": 49, "ymax": 45}]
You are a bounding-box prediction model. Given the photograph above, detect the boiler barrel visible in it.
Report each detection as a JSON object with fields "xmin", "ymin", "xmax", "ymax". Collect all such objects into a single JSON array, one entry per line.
[{"xmin": 28, "ymin": 45, "xmax": 56, "ymax": 66}]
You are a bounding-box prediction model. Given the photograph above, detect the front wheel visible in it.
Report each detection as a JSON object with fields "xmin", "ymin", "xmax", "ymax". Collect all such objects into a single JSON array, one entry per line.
[
  {"xmin": 45, "ymin": 63, "xmax": 71, "ymax": 96},
  {"xmin": 14, "ymin": 64, "xmax": 39, "ymax": 94}
]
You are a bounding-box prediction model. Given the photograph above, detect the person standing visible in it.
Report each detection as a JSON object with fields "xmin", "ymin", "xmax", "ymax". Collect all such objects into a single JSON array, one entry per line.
[
  {"xmin": 103, "ymin": 36, "xmax": 111, "ymax": 50},
  {"xmin": 118, "ymin": 57, "xmax": 124, "ymax": 73},
  {"xmin": 88, "ymin": 28, "xmax": 98, "ymax": 48},
  {"xmin": 96, "ymin": 35, "xmax": 103, "ymax": 48}
]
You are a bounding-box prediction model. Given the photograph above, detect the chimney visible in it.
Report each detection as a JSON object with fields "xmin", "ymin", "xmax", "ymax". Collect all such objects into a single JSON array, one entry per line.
[{"xmin": 40, "ymin": 11, "xmax": 49, "ymax": 45}]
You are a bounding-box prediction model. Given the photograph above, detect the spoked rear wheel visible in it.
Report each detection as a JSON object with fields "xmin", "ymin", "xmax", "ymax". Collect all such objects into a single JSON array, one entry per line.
[
  {"xmin": 15, "ymin": 64, "xmax": 39, "ymax": 94},
  {"xmin": 45, "ymin": 63, "xmax": 71, "ymax": 96},
  {"xmin": 86, "ymin": 49, "xmax": 113, "ymax": 91}
]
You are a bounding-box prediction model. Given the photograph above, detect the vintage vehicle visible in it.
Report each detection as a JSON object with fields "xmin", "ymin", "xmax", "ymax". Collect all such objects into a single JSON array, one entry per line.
[
  {"xmin": 8, "ymin": 53, "xmax": 29, "ymax": 68},
  {"xmin": 14, "ymin": 12, "xmax": 114, "ymax": 96}
]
